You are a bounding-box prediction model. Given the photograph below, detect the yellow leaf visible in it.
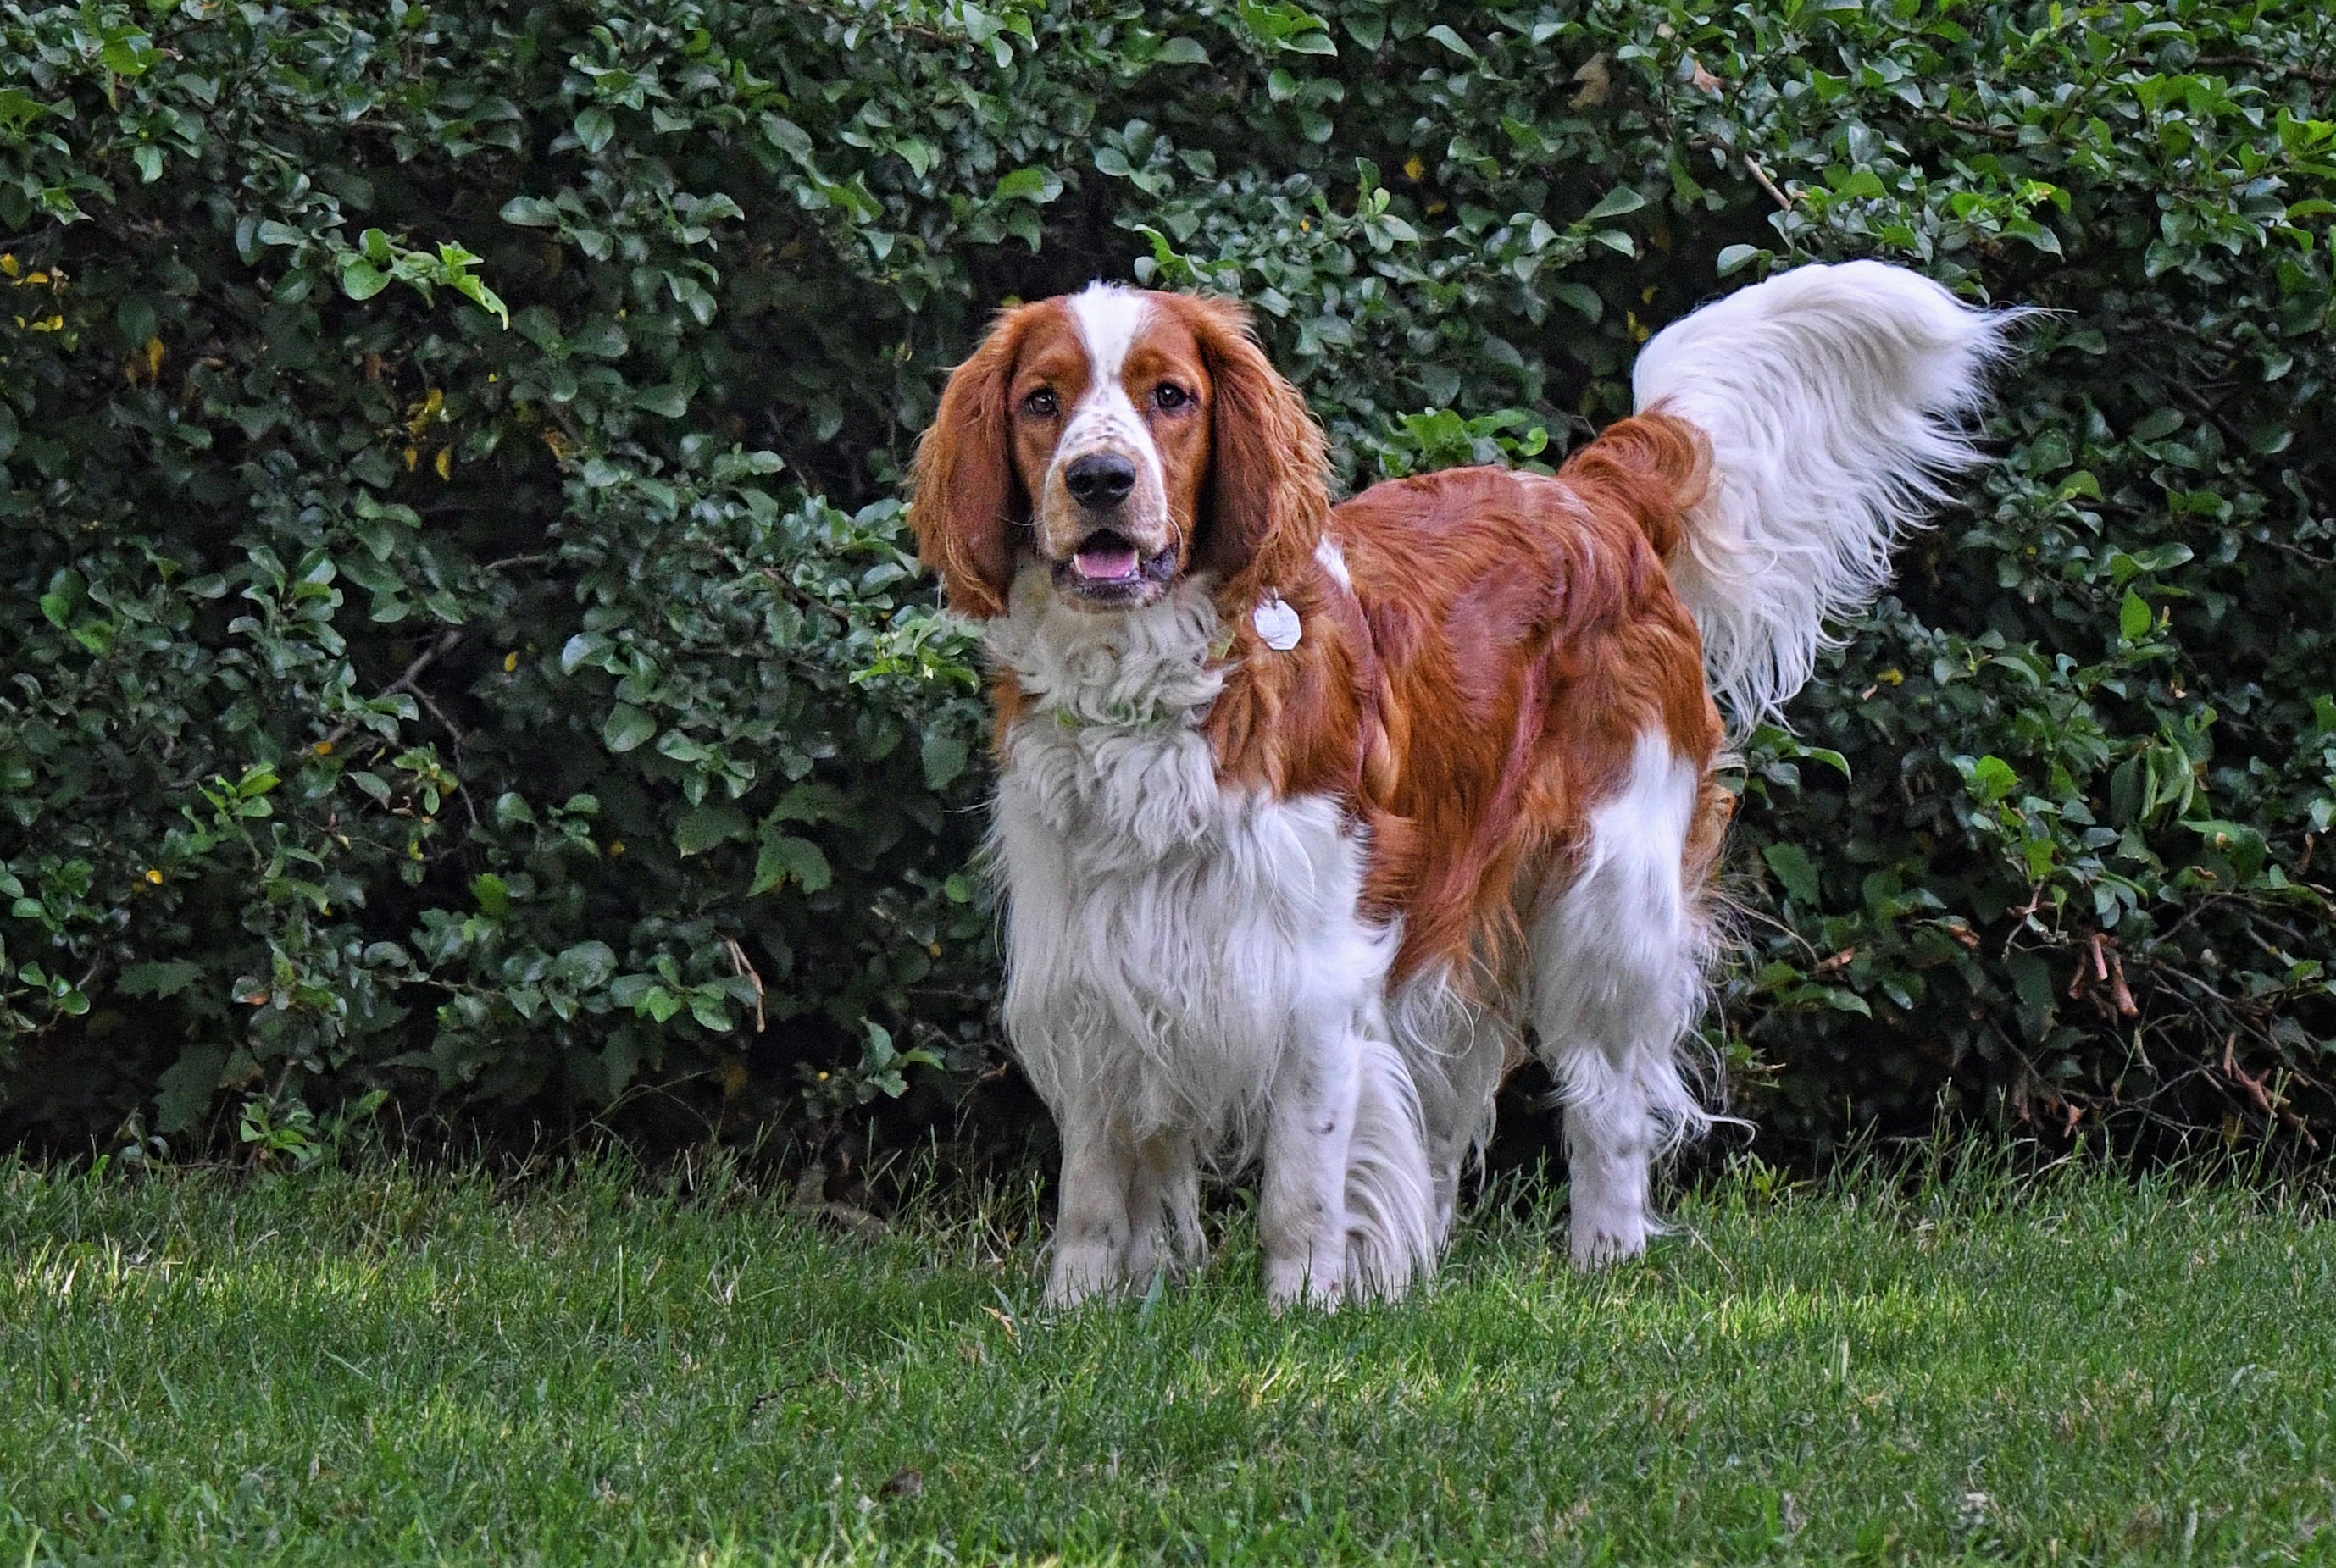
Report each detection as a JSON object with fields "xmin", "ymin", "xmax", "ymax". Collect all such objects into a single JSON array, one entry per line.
[
  {"xmin": 0, "ymin": 253, "xmax": 15, "ymax": 277},
  {"xmin": 402, "ymin": 446, "xmax": 419, "ymax": 471},
  {"xmin": 145, "ymin": 868, "xmax": 164, "ymax": 884},
  {"xmin": 1570, "ymin": 53, "xmax": 1611, "ymax": 109},
  {"xmin": 1403, "ymin": 154, "xmax": 1425, "ymax": 181},
  {"xmin": 435, "ymin": 446, "xmax": 453, "ymax": 479},
  {"xmin": 147, "ymin": 336, "xmax": 164, "ymax": 378},
  {"xmin": 503, "ymin": 651, "xmax": 519, "ymax": 672}
]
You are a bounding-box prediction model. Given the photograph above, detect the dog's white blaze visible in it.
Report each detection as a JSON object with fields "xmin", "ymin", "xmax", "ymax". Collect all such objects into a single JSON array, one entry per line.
[{"xmin": 1062, "ymin": 283, "xmax": 1163, "ymax": 489}]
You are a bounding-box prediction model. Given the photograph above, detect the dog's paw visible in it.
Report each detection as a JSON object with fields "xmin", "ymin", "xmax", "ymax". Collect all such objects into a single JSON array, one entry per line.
[
  {"xmin": 1568, "ymin": 1210, "xmax": 1651, "ymax": 1269},
  {"xmin": 1264, "ymin": 1256, "xmax": 1347, "ymax": 1314},
  {"xmin": 1042, "ymin": 1244, "xmax": 1126, "ymax": 1310}
]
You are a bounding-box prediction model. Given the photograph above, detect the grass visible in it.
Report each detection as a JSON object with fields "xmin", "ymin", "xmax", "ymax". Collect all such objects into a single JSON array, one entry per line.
[{"xmin": 4, "ymin": 1149, "xmax": 2334, "ymax": 1566}]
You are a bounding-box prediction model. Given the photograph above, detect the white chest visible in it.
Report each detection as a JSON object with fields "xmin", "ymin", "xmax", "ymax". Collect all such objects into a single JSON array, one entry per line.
[{"xmin": 981, "ymin": 576, "xmax": 1390, "ymax": 1143}]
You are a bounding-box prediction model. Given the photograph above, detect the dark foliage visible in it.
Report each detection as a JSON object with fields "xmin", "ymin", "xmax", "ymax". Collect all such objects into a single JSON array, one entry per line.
[{"xmin": 3, "ymin": 0, "xmax": 2331, "ymax": 1168}]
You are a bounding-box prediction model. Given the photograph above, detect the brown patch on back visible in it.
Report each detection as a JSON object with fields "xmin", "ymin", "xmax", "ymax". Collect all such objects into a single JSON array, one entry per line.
[{"xmin": 1324, "ymin": 437, "xmax": 1723, "ymax": 988}]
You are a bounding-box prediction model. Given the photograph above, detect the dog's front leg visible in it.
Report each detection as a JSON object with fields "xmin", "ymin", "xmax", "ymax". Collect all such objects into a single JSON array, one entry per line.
[
  {"xmin": 1044, "ymin": 1098, "xmax": 1138, "ymax": 1309},
  {"xmin": 1122, "ymin": 1130, "xmax": 1204, "ymax": 1285},
  {"xmin": 1260, "ymin": 1028, "xmax": 1361, "ymax": 1310}
]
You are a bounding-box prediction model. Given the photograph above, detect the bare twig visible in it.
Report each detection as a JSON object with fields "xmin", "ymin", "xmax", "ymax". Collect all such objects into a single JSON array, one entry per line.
[
  {"xmin": 1938, "ymin": 114, "xmax": 2023, "ymax": 143},
  {"xmin": 1742, "ymin": 152, "xmax": 1794, "ymax": 213},
  {"xmin": 724, "ymin": 938, "xmax": 768, "ymax": 1033},
  {"xmin": 320, "ymin": 629, "xmax": 465, "ymax": 750},
  {"xmin": 2189, "ymin": 53, "xmax": 2333, "ymax": 85}
]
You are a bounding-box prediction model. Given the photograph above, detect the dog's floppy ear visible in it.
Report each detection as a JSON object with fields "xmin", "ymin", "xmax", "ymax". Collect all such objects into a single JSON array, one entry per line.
[
  {"xmin": 1179, "ymin": 295, "xmax": 1329, "ymax": 593},
  {"xmin": 911, "ymin": 308, "xmax": 1030, "ymax": 618}
]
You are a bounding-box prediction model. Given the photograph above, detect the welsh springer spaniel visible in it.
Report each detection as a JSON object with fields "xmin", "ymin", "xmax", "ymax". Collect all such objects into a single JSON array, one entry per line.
[{"xmin": 913, "ymin": 262, "xmax": 2016, "ymax": 1307}]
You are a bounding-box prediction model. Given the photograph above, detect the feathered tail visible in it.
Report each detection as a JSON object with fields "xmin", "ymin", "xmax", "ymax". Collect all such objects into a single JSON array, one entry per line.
[{"xmin": 1626, "ymin": 259, "xmax": 2025, "ymax": 725}]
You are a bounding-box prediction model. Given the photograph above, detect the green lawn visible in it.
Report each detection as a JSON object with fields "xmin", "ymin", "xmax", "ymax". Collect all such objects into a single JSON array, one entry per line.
[{"xmin": 5, "ymin": 1151, "xmax": 2333, "ymax": 1565}]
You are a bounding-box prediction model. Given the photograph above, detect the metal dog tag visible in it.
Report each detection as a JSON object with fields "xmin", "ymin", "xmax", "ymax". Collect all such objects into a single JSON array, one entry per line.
[{"xmin": 1252, "ymin": 595, "xmax": 1301, "ymax": 651}]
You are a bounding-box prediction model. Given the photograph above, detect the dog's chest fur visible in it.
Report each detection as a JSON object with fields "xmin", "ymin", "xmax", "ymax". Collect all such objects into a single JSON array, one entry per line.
[{"xmin": 984, "ymin": 573, "xmax": 1390, "ymax": 1149}]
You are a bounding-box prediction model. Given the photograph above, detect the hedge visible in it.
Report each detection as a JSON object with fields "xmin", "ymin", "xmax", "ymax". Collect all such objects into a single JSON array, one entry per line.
[{"xmin": 2, "ymin": 0, "xmax": 2332, "ymax": 1166}]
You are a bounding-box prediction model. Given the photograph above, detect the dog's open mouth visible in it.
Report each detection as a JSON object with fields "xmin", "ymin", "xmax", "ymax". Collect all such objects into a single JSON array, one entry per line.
[{"xmin": 1055, "ymin": 530, "xmax": 1173, "ymax": 602}]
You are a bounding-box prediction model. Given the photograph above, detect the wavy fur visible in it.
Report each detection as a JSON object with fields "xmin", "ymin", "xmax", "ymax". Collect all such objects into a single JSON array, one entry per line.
[
  {"xmin": 916, "ymin": 268, "xmax": 2017, "ymax": 1301},
  {"xmin": 1633, "ymin": 259, "xmax": 2025, "ymax": 726}
]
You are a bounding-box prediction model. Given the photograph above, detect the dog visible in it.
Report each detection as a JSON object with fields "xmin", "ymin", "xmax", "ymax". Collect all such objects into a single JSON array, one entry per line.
[{"xmin": 912, "ymin": 261, "xmax": 2017, "ymax": 1307}]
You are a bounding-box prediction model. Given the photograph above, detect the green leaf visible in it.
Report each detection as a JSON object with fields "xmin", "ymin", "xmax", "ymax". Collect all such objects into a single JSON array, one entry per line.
[
  {"xmin": 153, "ymin": 1044, "xmax": 226, "ymax": 1136},
  {"xmin": 559, "ymin": 633, "xmax": 611, "ymax": 673},
  {"xmin": 574, "ymin": 107, "xmax": 615, "ymax": 154},
  {"xmin": 1966, "ymin": 755, "xmax": 2021, "ymax": 804},
  {"xmin": 1548, "ymin": 281, "xmax": 1602, "ymax": 323},
  {"xmin": 674, "ymin": 803, "xmax": 747, "ymax": 856},
  {"xmin": 1423, "ymin": 25, "xmax": 1476, "ymax": 58},
  {"xmin": 762, "ymin": 114, "xmax": 814, "ymax": 162},
  {"xmin": 1583, "ymin": 186, "xmax": 1645, "ymax": 222},
  {"xmin": 552, "ymin": 942, "xmax": 618, "ymax": 991},
  {"xmin": 750, "ymin": 834, "xmax": 832, "ymax": 896},
  {"xmin": 471, "ymin": 873, "xmax": 510, "ymax": 918},
  {"xmin": 602, "ymin": 705, "xmax": 658, "ymax": 753},
  {"xmin": 993, "ymin": 167, "xmax": 1060, "ymax": 203},
  {"xmin": 340, "ymin": 258, "xmax": 390, "ymax": 301},
  {"xmin": 1155, "ymin": 36, "xmax": 1210, "ymax": 64},
  {"xmin": 119, "ymin": 960, "xmax": 205, "ymax": 998},
  {"xmin": 921, "ymin": 732, "xmax": 970, "ymax": 790},
  {"xmin": 499, "ymin": 196, "xmax": 561, "ymax": 227},
  {"xmin": 2120, "ymin": 590, "xmax": 2153, "ymax": 643},
  {"xmin": 1763, "ymin": 842, "xmax": 1823, "ymax": 906}
]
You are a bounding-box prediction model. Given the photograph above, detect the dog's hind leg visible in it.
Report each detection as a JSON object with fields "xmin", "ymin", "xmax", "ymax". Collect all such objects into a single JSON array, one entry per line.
[
  {"xmin": 1529, "ymin": 731, "xmax": 1717, "ymax": 1267},
  {"xmin": 1389, "ymin": 965, "xmax": 1506, "ymax": 1248}
]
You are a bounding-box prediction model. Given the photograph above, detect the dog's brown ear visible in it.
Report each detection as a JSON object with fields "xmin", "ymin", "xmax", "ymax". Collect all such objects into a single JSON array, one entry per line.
[
  {"xmin": 1176, "ymin": 296, "xmax": 1329, "ymax": 594},
  {"xmin": 911, "ymin": 309, "xmax": 1030, "ymax": 618}
]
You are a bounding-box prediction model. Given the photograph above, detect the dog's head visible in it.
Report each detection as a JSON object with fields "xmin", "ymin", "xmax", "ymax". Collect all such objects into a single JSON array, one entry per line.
[{"xmin": 911, "ymin": 285, "xmax": 1328, "ymax": 616}]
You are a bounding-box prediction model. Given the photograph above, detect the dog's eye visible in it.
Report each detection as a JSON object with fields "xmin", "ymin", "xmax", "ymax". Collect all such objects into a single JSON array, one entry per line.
[
  {"xmin": 1022, "ymin": 389, "xmax": 1059, "ymax": 418},
  {"xmin": 1152, "ymin": 384, "xmax": 1190, "ymax": 412}
]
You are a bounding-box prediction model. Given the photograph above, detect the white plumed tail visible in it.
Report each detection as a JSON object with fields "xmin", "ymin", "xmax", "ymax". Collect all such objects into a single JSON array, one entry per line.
[{"xmin": 1632, "ymin": 259, "xmax": 2024, "ymax": 727}]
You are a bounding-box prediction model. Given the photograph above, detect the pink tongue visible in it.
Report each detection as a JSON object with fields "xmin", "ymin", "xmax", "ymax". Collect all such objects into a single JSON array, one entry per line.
[{"xmin": 1074, "ymin": 543, "xmax": 1140, "ymax": 581}]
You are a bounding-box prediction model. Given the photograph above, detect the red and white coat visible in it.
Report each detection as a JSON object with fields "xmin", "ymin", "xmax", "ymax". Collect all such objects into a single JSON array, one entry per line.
[{"xmin": 913, "ymin": 263, "xmax": 2015, "ymax": 1306}]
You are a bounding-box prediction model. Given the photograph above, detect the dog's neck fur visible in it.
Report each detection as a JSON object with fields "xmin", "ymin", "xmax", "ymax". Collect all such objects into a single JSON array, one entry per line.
[{"xmin": 984, "ymin": 564, "xmax": 1227, "ymax": 734}]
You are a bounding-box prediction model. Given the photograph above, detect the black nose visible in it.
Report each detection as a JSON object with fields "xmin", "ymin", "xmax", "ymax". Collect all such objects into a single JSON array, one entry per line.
[{"xmin": 1064, "ymin": 452, "xmax": 1136, "ymax": 510}]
